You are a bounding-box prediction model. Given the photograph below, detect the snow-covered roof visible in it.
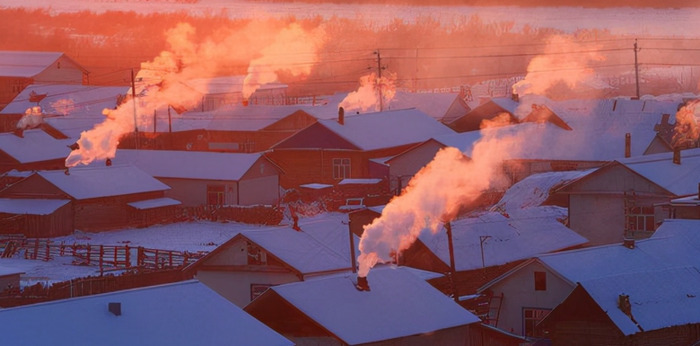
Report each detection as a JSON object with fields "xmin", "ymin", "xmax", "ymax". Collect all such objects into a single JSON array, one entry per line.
[
  {"xmin": 0, "ymin": 280, "xmax": 293, "ymax": 346},
  {"xmin": 537, "ymin": 219, "xmax": 700, "ymax": 285},
  {"xmin": 40, "ymin": 165, "xmax": 170, "ymax": 200},
  {"xmin": 419, "ymin": 210, "xmax": 587, "ymax": 271},
  {"xmin": 579, "ymin": 266, "xmax": 700, "ymax": 336},
  {"xmin": 491, "ymin": 170, "xmax": 593, "ymax": 216},
  {"xmin": 109, "ymin": 149, "xmax": 267, "ymax": 181},
  {"xmin": 242, "ymin": 227, "xmax": 351, "ymax": 275},
  {"xmin": 184, "ymin": 76, "xmax": 287, "ymax": 95},
  {"xmin": 338, "ymin": 178, "xmax": 382, "ymax": 185},
  {"xmin": 616, "ymin": 148, "xmax": 700, "ymax": 196},
  {"xmin": 385, "ymin": 91, "xmax": 468, "ymax": 122},
  {"xmin": 0, "ymin": 198, "xmax": 70, "ymax": 215},
  {"xmin": 0, "ymin": 129, "xmax": 73, "ymax": 163},
  {"xmin": 1, "ymin": 84, "xmax": 127, "ymax": 117},
  {"xmin": 431, "ymin": 131, "xmax": 483, "ymax": 156},
  {"xmin": 127, "ymin": 197, "xmax": 181, "ymax": 210},
  {"xmin": 299, "ymin": 183, "xmax": 332, "ymax": 190},
  {"xmin": 154, "ymin": 105, "xmax": 304, "ymax": 133},
  {"xmin": 0, "ymin": 51, "xmax": 64, "ymax": 78},
  {"xmin": 296, "ymin": 213, "xmax": 359, "ymax": 267},
  {"xmin": 0, "ymin": 267, "xmax": 24, "ymax": 277},
  {"xmin": 319, "ymin": 108, "xmax": 456, "ymax": 151},
  {"xmin": 266, "ymin": 266, "xmax": 479, "ymax": 344}
]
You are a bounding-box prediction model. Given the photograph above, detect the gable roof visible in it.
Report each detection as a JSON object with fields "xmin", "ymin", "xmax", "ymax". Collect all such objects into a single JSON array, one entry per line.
[
  {"xmin": 260, "ymin": 266, "xmax": 479, "ymax": 344},
  {"xmin": 419, "ymin": 210, "xmax": 587, "ymax": 271},
  {"xmin": 1, "ymin": 84, "xmax": 127, "ymax": 117},
  {"xmin": 109, "ymin": 149, "xmax": 271, "ymax": 181},
  {"xmin": 385, "ymin": 91, "xmax": 470, "ymax": 122},
  {"xmin": 0, "ymin": 280, "xmax": 293, "ymax": 346},
  {"xmin": 241, "ymin": 228, "xmax": 351, "ymax": 275},
  {"xmin": 0, "ymin": 129, "xmax": 73, "ymax": 163},
  {"xmin": 615, "ymin": 148, "xmax": 700, "ymax": 196},
  {"xmin": 317, "ymin": 108, "xmax": 456, "ymax": 151},
  {"xmin": 40, "ymin": 165, "xmax": 170, "ymax": 200},
  {"xmin": 578, "ymin": 266, "xmax": 700, "ymax": 336},
  {"xmin": 0, "ymin": 51, "xmax": 79, "ymax": 78}
]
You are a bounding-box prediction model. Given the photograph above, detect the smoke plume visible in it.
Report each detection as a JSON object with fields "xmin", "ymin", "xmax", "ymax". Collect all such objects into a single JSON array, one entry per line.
[
  {"xmin": 16, "ymin": 107, "xmax": 43, "ymax": 130},
  {"xmin": 66, "ymin": 21, "xmax": 325, "ymax": 167},
  {"xmin": 339, "ymin": 72, "xmax": 397, "ymax": 113},
  {"xmin": 672, "ymin": 99, "xmax": 700, "ymax": 148},
  {"xmin": 357, "ymin": 128, "xmax": 524, "ymax": 277}
]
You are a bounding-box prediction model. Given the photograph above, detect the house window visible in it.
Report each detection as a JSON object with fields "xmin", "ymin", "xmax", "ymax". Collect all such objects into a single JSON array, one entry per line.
[
  {"xmin": 534, "ymin": 271, "xmax": 546, "ymax": 291},
  {"xmin": 250, "ymin": 284, "xmax": 272, "ymax": 301},
  {"xmin": 626, "ymin": 206, "xmax": 655, "ymax": 232},
  {"xmin": 523, "ymin": 308, "xmax": 551, "ymax": 337},
  {"xmin": 206, "ymin": 185, "xmax": 226, "ymax": 206},
  {"xmin": 333, "ymin": 158, "xmax": 351, "ymax": 180},
  {"xmin": 246, "ymin": 242, "xmax": 267, "ymax": 265}
]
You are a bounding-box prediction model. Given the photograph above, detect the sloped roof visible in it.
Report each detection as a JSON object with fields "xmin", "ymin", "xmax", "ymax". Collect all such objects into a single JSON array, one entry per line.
[
  {"xmin": 432, "ymin": 131, "xmax": 484, "ymax": 156},
  {"xmin": 0, "ymin": 280, "xmax": 293, "ymax": 346},
  {"xmin": 242, "ymin": 227, "xmax": 351, "ymax": 275},
  {"xmin": 296, "ymin": 213, "xmax": 359, "ymax": 267},
  {"xmin": 385, "ymin": 91, "xmax": 469, "ymax": 122},
  {"xmin": 538, "ymin": 219, "xmax": 700, "ymax": 284},
  {"xmin": 318, "ymin": 108, "xmax": 456, "ymax": 151},
  {"xmin": 1, "ymin": 84, "xmax": 127, "ymax": 116},
  {"xmin": 265, "ymin": 266, "xmax": 480, "ymax": 344},
  {"xmin": 616, "ymin": 148, "xmax": 700, "ymax": 196},
  {"xmin": 419, "ymin": 210, "xmax": 587, "ymax": 271},
  {"xmin": 0, "ymin": 51, "xmax": 65, "ymax": 78},
  {"xmin": 110, "ymin": 149, "xmax": 268, "ymax": 181},
  {"xmin": 39, "ymin": 165, "xmax": 170, "ymax": 200},
  {"xmin": 579, "ymin": 266, "xmax": 700, "ymax": 336},
  {"xmin": 0, "ymin": 198, "xmax": 70, "ymax": 215},
  {"xmin": 184, "ymin": 76, "xmax": 287, "ymax": 95},
  {"xmin": 0, "ymin": 129, "xmax": 73, "ymax": 164},
  {"xmin": 153, "ymin": 105, "xmax": 309, "ymax": 133}
]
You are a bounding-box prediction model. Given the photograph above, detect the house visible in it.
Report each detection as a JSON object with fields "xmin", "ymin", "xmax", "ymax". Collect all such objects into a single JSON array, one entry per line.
[
  {"xmin": 0, "ymin": 198, "xmax": 72, "ymax": 237},
  {"xmin": 267, "ymin": 107, "xmax": 456, "ymax": 188},
  {"xmin": 0, "ymin": 165, "xmax": 175, "ymax": 232},
  {"xmin": 187, "ymin": 225, "xmax": 353, "ymax": 307},
  {"xmin": 0, "ymin": 84, "xmax": 127, "ymax": 134},
  {"xmin": 0, "ymin": 280, "xmax": 293, "ymax": 346},
  {"xmin": 538, "ymin": 267, "xmax": 700, "ymax": 345},
  {"xmin": 0, "ymin": 51, "xmax": 89, "ymax": 111},
  {"xmin": 0, "ymin": 129, "xmax": 74, "ymax": 173},
  {"xmin": 447, "ymin": 97, "xmax": 521, "ymax": 132},
  {"xmin": 405, "ymin": 210, "xmax": 587, "ymax": 297},
  {"xmin": 244, "ymin": 266, "xmax": 481, "ymax": 345},
  {"xmin": 107, "ymin": 149, "xmax": 282, "ymax": 207},
  {"xmin": 476, "ymin": 219, "xmax": 700, "ymax": 337},
  {"xmin": 555, "ymin": 147, "xmax": 700, "ymax": 245},
  {"xmin": 384, "ymin": 90, "xmax": 472, "ymax": 124}
]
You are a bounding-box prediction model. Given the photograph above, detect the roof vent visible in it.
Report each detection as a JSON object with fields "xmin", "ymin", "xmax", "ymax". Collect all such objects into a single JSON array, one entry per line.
[
  {"xmin": 673, "ymin": 147, "xmax": 681, "ymax": 165},
  {"xmin": 623, "ymin": 238, "xmax": 635, "ymax": 249},
  {"xmin": 108, "ymin": 302, "xmax": 121, "ymax": 316}
]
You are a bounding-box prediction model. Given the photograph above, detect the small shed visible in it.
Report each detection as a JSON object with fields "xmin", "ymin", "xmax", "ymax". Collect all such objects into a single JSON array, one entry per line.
[
  {"xmin": 244, "ymin": 266, "xmax": 481, "ymax": 345},
  {"xmin": 0, "ymin": 198, "xmax": 72, "ymax": 237}
]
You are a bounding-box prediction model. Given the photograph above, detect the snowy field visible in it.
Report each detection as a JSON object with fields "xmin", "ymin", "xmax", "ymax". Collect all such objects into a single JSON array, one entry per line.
[{"xmin": 2, "ymin": 0, "xmax": 700, "ymax": 37}]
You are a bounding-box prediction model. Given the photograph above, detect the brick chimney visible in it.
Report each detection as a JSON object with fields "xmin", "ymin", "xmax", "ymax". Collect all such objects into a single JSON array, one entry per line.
[{"xmin": 673, "ymin": 147, "xmax": 681, "ymax": 165}]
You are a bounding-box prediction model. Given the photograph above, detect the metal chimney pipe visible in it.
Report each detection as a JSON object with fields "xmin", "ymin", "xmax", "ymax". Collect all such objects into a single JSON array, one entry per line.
[
  {"xmin": 338, "ymin": 107, "xmax": 345, "ymax": 125},
  {"xmin": 445, "ymin": 221, "xmax": 459, "ymax": 302},
  {"xmin": 625, "ymin": 133, "xmax": 631, "ymax": 158},
  {"xmin": 349, "ymin": 219, "xmax": 357, "ymax": 273}
]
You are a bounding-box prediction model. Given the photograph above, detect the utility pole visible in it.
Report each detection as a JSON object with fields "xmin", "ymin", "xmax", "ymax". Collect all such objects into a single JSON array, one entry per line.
[
  {"xmin": 375, "ymin": 50, "xmax": 384, "ymax": 112},
  {"xmin": 131, "ymin": 69, "xmax": 139, "ymax": 149},
  {"xmin": 445, "ymin": 221, "xmax": 458, "ymax": 302},
  {"xmin": 634, "ymin": 39, "xmax": 641, "ymax": 100}
]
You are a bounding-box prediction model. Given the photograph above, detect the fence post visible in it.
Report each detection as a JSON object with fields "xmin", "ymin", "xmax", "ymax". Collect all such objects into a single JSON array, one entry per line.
[
  {"xmin": 125, "ymin": 245, "xmax": 130, "ymax": 268},
  {"xmin": 99, "ymin": 245, "xmax": 104, "ymax": 277}
]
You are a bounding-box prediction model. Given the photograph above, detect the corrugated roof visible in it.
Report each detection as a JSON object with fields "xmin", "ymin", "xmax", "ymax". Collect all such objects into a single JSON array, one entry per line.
[
  {"xmin": 269, "ymin": 266, "xmax": 479, "ymax": 344},
  {"xmin": 40, "ymin": 165, "xmax": 170, "ymax": 200}
]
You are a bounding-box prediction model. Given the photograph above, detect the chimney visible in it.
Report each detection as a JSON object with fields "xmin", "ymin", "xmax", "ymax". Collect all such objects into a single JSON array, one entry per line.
[
  {"xmin": 618, "ymin": 294, "xmax": 631, "ymax": 316},
  {"xmin": 511, "ymin": 92, "xmax": 519, "ymax": 102},
  {"xmin": 661, "ymin": 113, "xmax": 670, "ymax": 125},
  {"xmin": 108, "ymin": 302, "xmax": 121, "ymax": 316},
  {"xmin": 338, "ymin": 107, "xmax": 345, "ymax": 125},
  {"xmin": 623, "ymin": 238, "xmax": 635, "ymax": 249},
  {"xmin": 625, "ymin": 133, "xmax": 631, "ymax": 158},
  {"xmin": 105, "ymin": 158, "xmax": 112, "ymax": 167},
  {"xmin": 355, "ymin": 275, "xmax": 370, "ymax": 292},
  {"xmin": 673, "ymin": 147, "xmax": 681, "ymax": 165},
  {"xmin": 13, "ymin": 128, "xmax": 23, "ymax": 138}
]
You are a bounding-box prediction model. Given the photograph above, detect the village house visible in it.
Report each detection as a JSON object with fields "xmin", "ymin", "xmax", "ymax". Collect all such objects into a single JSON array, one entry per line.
[
  {"xmin": 0, "ymin": 165, "xmax": 175, "ymax": 232},
  {"xmin": 0, "ymin": 280, "xmax": 293, "ymax": 346},
  {"xmin": 0, "ymin": 198, "xmax": 72, "ymax": 237},
  {"xmin": 538, "ymin": 266, "xmax": 700, "ymax": 346},
  {"xmin": 0, "ymin": 51, "xmax": 89, "ymax": 111},
  {"xmin": 476, "ymin": 218, "xmax": 700, "ymax": 338},
  {"xmin": 0, "ymin": 83, "xmax": 127, "ymax": 134},
  {"xmin": 107, "ymin": 149, "xmax": 282, "ymax": 207},
  {"xmin": 554, "ymin": 147, "xmax": 700, "ymax": 246},
  {"xmin": 267, "ymin": 107, "xmax": 456, "ymax": 188},
  {"xmin": 186, "ymin": 225, "xmax": 354, "ymax": 308},
  {"xmin": 0, "ymin": 129, "xmax": 73, "ymax": 173},
  {"xmin": 244, "ymin": 266, "xmax": 483, "ymax": 345}
]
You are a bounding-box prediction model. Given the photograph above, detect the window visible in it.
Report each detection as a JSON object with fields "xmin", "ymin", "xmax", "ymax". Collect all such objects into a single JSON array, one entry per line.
[
  {"xmin": 534, "ymin": 271, "xmax": 546, "ymax": 291},
  {"xmin": 206, "ymin": 185, "xmax": 226, "ymax": 206},
  {"xmin": 523, "ymin": 308, "xmax": 551, "ymax": 337},
  {"xmin": 333, "ymin": 158, "xmax": 351, "ymax": 180},
  {"xmin": 626, "ymin": 206, "xmax": 655, "ymax": 232},
  {"xmin": 250, "ymin": 284, "xmax": 272, "ymax": 301}
]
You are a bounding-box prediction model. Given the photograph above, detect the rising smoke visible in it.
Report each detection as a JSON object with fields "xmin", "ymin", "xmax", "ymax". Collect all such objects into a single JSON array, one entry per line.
[
  {"xmin": 65, "ymin": 21, "xmax": 325, "ymax": 167},
  {"xmin": 339, "ymin": 72, "xmax": 397, "ymax": 113},
  {"xmin": 356, "ymin": 34, "xmax": 610, "ymax": 277}
]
